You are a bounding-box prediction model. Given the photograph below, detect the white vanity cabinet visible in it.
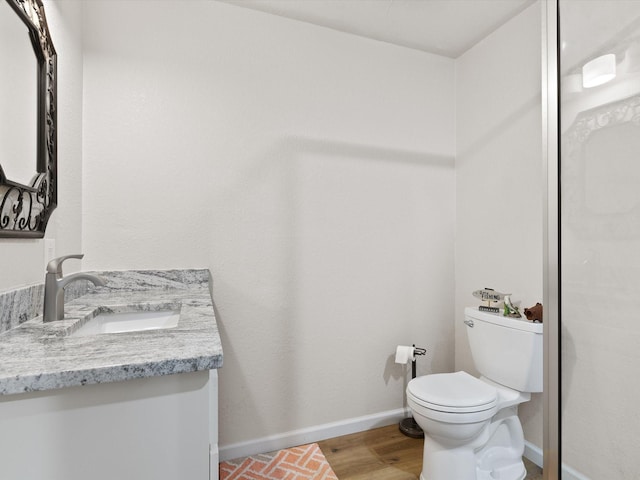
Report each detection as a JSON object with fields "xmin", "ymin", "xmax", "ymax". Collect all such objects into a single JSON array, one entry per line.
[
  {"xmin": 0, "ymin": 370, "xmax": 219, "ymax": 480},
  {"xmin": 0, "ymin": 269, "xmax": 222, "ymax": 480}
]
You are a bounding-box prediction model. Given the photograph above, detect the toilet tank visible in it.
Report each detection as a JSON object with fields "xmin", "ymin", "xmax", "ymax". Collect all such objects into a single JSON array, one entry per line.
[{"xmin": 465, "ymin": 307, "xmax": 543, "ymax": 392}]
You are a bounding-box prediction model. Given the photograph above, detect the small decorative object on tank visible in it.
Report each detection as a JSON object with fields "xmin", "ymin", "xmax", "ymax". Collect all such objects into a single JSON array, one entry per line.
[
  {"xmin": 524, "ymin": 303, "xmax": 543, "ymax": 323},
  {"xmin": 503, "ymin": 295, "xmax": 522, "ymax": 318},
  {"xmin": 472, "ymin": 287, "xmax": 509, "ymax": 313}
]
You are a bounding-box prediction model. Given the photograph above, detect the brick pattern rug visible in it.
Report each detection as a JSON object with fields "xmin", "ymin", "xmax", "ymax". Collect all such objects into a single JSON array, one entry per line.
[{"xmin": 219, "ymin": 442, "xmax": 339, "ymax": 480}]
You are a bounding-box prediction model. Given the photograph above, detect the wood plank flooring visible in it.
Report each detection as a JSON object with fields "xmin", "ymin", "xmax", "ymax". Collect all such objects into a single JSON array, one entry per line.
[
  {"xmin": 318, "ymin": 424, "xmax": 423, "ymax": 479},
  {"xmin": 317, "ymin": 424, "xmax": 543, "ymax": 480}
]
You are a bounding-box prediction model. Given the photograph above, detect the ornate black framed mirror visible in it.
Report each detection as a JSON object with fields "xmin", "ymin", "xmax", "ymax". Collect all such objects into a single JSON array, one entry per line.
[{"xmin": 0, "ymin": 0, "xmax": 56, "ymax": 238}]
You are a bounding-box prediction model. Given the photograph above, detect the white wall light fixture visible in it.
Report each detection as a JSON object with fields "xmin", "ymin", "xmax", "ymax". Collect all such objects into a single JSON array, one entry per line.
[{"xmin": 582, "ymin": 53, "xmax": 616, "ymax": 88}]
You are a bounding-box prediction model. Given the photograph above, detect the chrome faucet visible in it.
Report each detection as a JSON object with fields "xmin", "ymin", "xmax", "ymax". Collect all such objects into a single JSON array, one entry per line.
[{"xmin": 43, "ymin": 254, "xmax": 106, "ymax": 322}]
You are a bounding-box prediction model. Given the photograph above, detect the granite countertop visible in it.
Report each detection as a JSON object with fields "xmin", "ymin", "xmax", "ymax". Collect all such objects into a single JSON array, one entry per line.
[{"xmin": 0, "ymin": 269, "xmax": 223, "ymax": 395}]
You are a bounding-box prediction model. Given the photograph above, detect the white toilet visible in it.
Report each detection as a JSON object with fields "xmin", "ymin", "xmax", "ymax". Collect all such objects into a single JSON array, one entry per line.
[{"xmin": 407, "ymin": 307, "xmax": 543, "ymax": 480}]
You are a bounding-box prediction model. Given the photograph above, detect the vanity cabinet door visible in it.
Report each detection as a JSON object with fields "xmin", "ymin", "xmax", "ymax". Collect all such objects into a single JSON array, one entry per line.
[{"xmin": 0, "ymin": 371, "xmax": 213, "ymax": 480}]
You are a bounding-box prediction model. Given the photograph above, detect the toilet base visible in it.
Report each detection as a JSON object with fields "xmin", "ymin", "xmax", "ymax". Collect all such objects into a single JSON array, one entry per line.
[
  {"xmin": 420, "ymin": 463, "xmax": 525, "ymax": 480},
  {"xmin": 418, "ymin": 406, "xmax": 527, "ymax": 480},
  {"xmin": 476, "ymin": 461, "xmax": 526, "ymax": 480},
  {"xmin": 419, "ymin": 457, "xmax": 526, "ymax": 480}
]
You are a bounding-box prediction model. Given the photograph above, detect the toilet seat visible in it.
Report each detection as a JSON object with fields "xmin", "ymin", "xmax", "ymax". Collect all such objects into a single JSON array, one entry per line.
[{"xmin": 407, "ymin": 372, "xmax": 498, "ymax": 423}]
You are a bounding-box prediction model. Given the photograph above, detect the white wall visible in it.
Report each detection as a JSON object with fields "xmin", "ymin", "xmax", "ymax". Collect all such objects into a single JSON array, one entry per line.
[
  {"xmin": 0, "ymin": 0, "xmax": 83, "ymax": 293},
  {"xmin": 80, "ymin": 1, "xmax": 456, "ymax": 449},
  {"xmin": 455, "ymin": 2, "xmax": 543, "ymax": 448}
]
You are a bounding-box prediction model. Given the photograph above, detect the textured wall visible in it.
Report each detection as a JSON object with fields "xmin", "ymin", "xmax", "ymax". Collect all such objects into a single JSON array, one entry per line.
[
  {"xmin": 455, "ymin": 2, "xmax": 543, "ymax": 448},
  {"xmin": 81, "ymin": 1, "xmax": 456, "ymax": 449}
]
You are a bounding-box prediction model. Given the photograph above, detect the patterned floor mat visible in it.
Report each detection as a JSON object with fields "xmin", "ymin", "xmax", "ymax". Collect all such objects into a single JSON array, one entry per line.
[{"xmin": 219, "ymin": 442, "xmax": 339, "ymax": 479}]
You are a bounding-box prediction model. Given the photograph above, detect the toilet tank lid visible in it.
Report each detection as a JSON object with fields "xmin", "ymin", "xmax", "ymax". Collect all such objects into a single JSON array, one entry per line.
[
  {"xmin": 407, "ymin": 371, "xmax": 497, "ymax": 409},
  {"xmin": 465, "ymin": 307, "xmax": 543, "ymax": 333}
]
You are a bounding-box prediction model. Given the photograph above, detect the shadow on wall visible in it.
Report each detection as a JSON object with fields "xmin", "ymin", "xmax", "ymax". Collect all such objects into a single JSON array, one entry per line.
[
  {"xmin": 279, "ymin": 136, "xmax": 454, "ymax": 168},
  {"xmin": 213, "ymin": 136, "xmax": 455, "ymax": 445}
]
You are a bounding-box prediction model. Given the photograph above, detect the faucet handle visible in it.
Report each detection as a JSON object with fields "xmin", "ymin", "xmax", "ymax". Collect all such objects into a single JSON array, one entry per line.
[{"xmin": 46, "ymin": 254, "xmax": 84, "ymax": 275}]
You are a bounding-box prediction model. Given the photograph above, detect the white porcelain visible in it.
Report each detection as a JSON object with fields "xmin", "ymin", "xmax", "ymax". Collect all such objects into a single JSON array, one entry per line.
[
  {"xmin": 466, "ymin": 308, "xmax": 543, "ymax": 392},
  {"xmin": 406, "ymin": 307, "xmax": 543, "ymax": 480},
  {"xmin": 71, "ymin": 309, "xmax": 180, "ymax": 337}
]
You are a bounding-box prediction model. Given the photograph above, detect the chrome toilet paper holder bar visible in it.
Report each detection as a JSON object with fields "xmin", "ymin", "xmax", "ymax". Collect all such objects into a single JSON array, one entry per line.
[
  {"xmin": 410, "ymin": 345, "xmax": 426, "ymax": 378},
  {"xmin": 413, "ymin": 346, "xmax": 426, "ymax": 358}
]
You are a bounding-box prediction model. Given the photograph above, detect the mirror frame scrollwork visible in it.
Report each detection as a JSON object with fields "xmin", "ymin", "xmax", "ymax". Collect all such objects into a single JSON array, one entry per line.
[{"xmin": 0, "ymin": 0, "xmax": 56, "ymax": 238}]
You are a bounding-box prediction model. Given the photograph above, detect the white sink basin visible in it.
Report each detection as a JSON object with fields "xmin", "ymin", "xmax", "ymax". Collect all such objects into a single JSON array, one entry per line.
[{"xmin": 71, "ymin": 309, "xmax": 180, "ymax": 337}]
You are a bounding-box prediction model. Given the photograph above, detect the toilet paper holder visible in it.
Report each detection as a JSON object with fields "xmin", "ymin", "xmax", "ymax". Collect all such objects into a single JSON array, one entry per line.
[
  {"xmin": 403, "ymin": 345, "xmax": 425, "ymax": 382},
  {"xmin": 396, "ymin": 344, "xmax": 426, "ymax": 438}
]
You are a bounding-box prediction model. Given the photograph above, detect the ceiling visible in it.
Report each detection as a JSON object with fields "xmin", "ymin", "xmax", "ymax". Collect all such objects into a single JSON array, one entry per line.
[{"xmin": 217, "ymin": 0, "xmax": 536, "ymax": 58}]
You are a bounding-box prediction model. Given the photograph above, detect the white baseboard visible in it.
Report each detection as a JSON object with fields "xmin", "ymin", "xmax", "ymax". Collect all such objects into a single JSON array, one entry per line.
[
  {"xmin": 524, "ymin": 441, "xmax": 543, "ymax": 468},
  {"xmin": 524, "ymin": 441, "xmax": 590, "ymax": 480},
  {"xmin": 219, "ymin": 408, "xmax": 409, "ymax": 462}
]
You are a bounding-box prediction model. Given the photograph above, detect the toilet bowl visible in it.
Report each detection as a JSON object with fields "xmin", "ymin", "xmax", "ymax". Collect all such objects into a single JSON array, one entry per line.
[
  {"xmin": 408, "ymin": 371, "xmax": 497, "ymax": 439},
  {"xmin": 407, "ymin": 307, "xmax": 543, "ymax": 480},
  {"xmin": 408, "ymin": 372, "xmax": 529, "ymax": 480}
]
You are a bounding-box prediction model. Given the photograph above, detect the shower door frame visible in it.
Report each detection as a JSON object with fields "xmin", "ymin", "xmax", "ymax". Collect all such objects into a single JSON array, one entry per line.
[{"xmin": 542, "ymin": 0, "xmax": 560, "ymax": 479}]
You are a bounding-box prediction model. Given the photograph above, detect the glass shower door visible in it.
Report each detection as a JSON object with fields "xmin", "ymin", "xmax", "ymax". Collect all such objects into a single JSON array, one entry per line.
[{"xmin": 559, "ymin": 1, "xmax": 640, "ymax": 478}]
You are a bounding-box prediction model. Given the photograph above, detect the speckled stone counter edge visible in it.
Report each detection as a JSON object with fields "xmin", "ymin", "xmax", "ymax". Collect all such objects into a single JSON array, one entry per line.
[{"xmin": 0, "ymin": 269, "xmax": 222, "ymax": 395}]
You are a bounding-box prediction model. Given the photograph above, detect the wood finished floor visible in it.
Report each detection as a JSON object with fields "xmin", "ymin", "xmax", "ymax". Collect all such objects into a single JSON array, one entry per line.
[{"xmin": 317, "ymin": 425, "xmax": 543, "ymax": 480}]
